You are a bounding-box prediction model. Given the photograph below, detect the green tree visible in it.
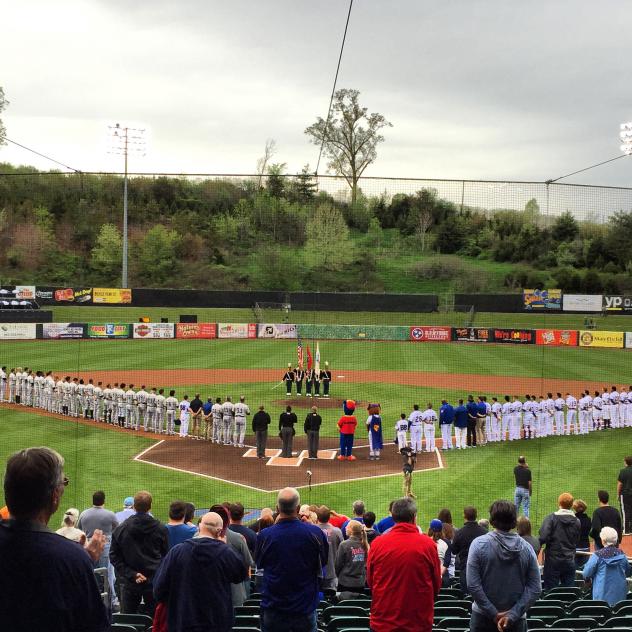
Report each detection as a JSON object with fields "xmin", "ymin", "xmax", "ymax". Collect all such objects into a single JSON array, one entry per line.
[
  {"xmin": 136, "ymin": 224, "xmax": 181, "ymax": 285},
  {"xmin": 292, "ymin": 164, "xmax": 318, "ymax": 202},
  {"xmin": 0, "ymin": 87, "xmax": 7, "ymax": 143},
  {"xmin": 90, "ymin": 224, "xmax": 122, "ymax": 281},
  {"xmin": 305, "ymin": 89, "xmax": 392, "ymax": 205},
  {"xmin": 366, "ymin": 216, "xmax": 384, "ymax": 250},
  {"xmin": 266, "ymin": 162, "xmax": 286, "ymax": 198},
  {"xmin": 608, "ymin": 211, "xmax": 632, "ymax": 269},
  {"xmin": 523, "ymin": 198, "xmax": 540, "ymax": 224},
  {"xmin": 435, "ymin": 215, "xmax": 467, "ymax": 254},
  {"xmin": 552, "ymin": 210, "xmax": 579, "ymax": 242},
  {"xmin": 304, "ymin": 203, "xmax": 354, "ymax": 270},
  {"xmin": 581, "ymin": 269, "xmax": 603, "ymax": 293}
]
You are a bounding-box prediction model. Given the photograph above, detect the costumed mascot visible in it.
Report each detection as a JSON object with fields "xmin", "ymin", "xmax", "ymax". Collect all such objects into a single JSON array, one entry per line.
[
  {"xmin": 366, "ymin": 403, "xmax": 383, "ymax": 460},
  {"xmin": 337, "ymin": 399, "xmax": 358, "ymax": 461}
]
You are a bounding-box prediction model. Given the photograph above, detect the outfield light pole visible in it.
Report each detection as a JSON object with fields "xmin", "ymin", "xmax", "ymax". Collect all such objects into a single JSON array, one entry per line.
[
  {"xmin": 108, "ymin": 123, "xmax": 146, "ymax": 288},
  {"xmin": 621, "ymin": 121, "xmax": 632, "ymax": 156}
]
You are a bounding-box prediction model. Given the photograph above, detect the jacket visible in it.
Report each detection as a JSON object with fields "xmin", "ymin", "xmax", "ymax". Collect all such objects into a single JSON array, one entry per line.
[
  {"xmin": 582, "ymin": 546, "xmax": 631, "ymax": 606},
  {"xmin": 467, "ymin": 530, "xmax": 541, "ymax": 625},
  {"xmin": 367, "ymin": 522, "xmax": 441, "ymax": 632},
  {"xmin": 252, "ymin": 410, "xmax": 271, "ymax": 432},
  {"xmin": 304, "ymin": 412, "xmax": 322, "ymax": 433},
  {"xmin": 539, "ymin": 509, "xmax": 580, "ymax": 563},
  {"xmin": 337, "ymin": 415, "xmax": 357, "ymax": 435},
  {"xmin": 335, "ymin": 536, "xmax": 367, "ymax": 588},
  {"xmin": 451, "ymin": 521, "xmax": 488, "ymax": 571},
  {"xmin": 279, "ymin": 411, "xmax": 297, "ymax": 430},
  {"xmin": 110, "ymin": 512, "xmax": 169, "ymax": 584},
  {"xmin": 590, "ymin": 506, "xmax": 622, "ymax": 547}
]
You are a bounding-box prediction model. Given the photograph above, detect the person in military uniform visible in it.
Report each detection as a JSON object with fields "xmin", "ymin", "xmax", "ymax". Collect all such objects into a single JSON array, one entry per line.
[
  {"xmin": 282, "ymin": 364, "xmax": 295, "ymax": 397},
  {"xmin": 320, "ymin": 362, "xmax": 332, "ymax": 398},
  {"xmin": 294, "ymin": 366, "xmax": 305, "ymax": 397}
]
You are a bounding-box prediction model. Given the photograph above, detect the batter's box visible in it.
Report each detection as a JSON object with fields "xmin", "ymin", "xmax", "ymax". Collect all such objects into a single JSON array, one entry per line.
[{"xmin": 242, "ymin": 448, "xmax": 281, "ymax": 458}]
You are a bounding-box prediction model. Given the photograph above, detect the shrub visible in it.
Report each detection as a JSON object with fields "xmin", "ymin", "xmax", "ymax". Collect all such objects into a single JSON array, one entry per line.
[{"xmin": 410, "ymin": 256, "xmax": 467, "ymax": 281}]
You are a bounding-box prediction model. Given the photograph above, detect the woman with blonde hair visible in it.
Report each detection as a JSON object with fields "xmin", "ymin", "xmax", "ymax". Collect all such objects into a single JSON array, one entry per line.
[
  {"xmin": 335, "ymin": 519, "xmax": 369, "ymax": 593},
  {"xmin": 56, "ymin": 508, "xmax": 86, "ymax": 545}
]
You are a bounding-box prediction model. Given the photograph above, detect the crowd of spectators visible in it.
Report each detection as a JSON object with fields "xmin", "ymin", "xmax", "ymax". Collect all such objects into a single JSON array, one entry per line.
[{"xmin": 1, "ymin": 446, "xmax": 632, "ymax": 632}]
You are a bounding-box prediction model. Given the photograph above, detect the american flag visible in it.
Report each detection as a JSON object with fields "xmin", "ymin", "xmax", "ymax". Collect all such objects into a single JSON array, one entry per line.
[{"xmin": 297, "ymin": 337, "xmax": 304, "ymax": 369}]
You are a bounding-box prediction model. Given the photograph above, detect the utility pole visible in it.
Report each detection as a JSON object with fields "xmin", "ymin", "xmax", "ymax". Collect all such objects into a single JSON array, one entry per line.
[{"xmin": 108, "ymin": 123, "xmax": 145, "ymax": 288}]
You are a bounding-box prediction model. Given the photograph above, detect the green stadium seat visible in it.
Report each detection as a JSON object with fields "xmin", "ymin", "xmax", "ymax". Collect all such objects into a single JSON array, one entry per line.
[
  {"xmin": 526, "ymin": 618, "xmax": 546, "ymax": 629},
  {"xmin": 337, "ymin": 599, "xmax": 371, "ymax": 607},
  {"xmin": 433, "ymin": 606, "xmax": 469, "ymax": 620},
  {"xmin": 547, "ymin": 586, "xmax": 582, "ymax": 595},
  {"xmin": 544, "ymin": 591, "xmax": 580, "ymax": 602},
  {"xmin": 233, "ymin": 615, "xmax": 260, "ymax": 628},
  {"xmin": 435, "ymin": 599, "xmax": 471, "ymax": 611},
  {"xmin": 569, "ymin": 605, "xmax": 612, "ymax": 622},
  {"xmin": 231, "ymin": 628, "xmax": 260, "ymax": 632},
  {"xmin": 322, "ymin": 605, "xmax": 368, "ymax": 624},
  {"xmin": 432, "ymin": 628, "xmax": 450, "ymax": 632},
  {"xmin": 529, "ymin": 629, "xmax": 572, "ymax": 632},
  {"xmin": 111, "ymin": 613, "xmax": 153, "ymax": 631},
  {"xmin": 534, "ymin": 598, "xmax": 566, "ymax": 610},
  {"xmin": 327, "ymin": 616, "xmax": 370, "ymax": 632},
  {"xmin": 235, "ymin": 605, "xmax": 260, "ymax": 617},
  {"xmin": 593, "ymin": 628, "xmax": 632, "ymax": 632},
  {"xmin": 110, "ymin": 626, "xmax": 138, "ymax": 632},
  {"xmin": 528, "ymin": 604, "xmax": 565, "ymax": 623},
  {"xmin": 438, "ymin": 588, "xmax": 463, "ymax": 599},
  {"xmin": 613, "ymin": 603, "xmax": 632, "ymax": 616},
  {"xmin": 602, "ymin": 616, "xmax": 632, "ymax": 628},
  {"xmin": 436, "ymin": 617, "xmax": 470, "ymax": 632},
  {"xmin": 569, "ymin": 599, "xmax": 610, "ymax": 611},
  {"xmin": 242, "ymin": 598, "xmax": 262, "ymax": 607},
  {"xmin": 550, "ymin": 617, "xmax": 598, "ymax": 630}
]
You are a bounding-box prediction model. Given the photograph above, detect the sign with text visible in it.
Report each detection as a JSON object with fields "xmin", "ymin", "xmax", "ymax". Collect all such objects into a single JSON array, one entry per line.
[
  {"xmin": 409, "ymin": 326, "xmax": 452, "ymax": 342},
  {"xmin": 535, "ymin": 329, "xmax": 578, "ymax": 346},
  {"xmin": 92, "ymin": 288, "xmax": 132, "ymax": 304},
  {"xmin": 492, "ymin": 329, "xmax": 535, "ymax": 344},
  {"xmin": 563, "ymin": 294, "xmax": 603, "ymax": 312},
  {"xmin": 217, "ymin": 323, "xmax": 257, "ymax": 339},
  {"xmin": 132, "ymin": 323, "xmax": 175, "ymax": 339},
  {"xmin": 523, "ymin": 288, "xmax": 562, "ymax": 310},
  {"xmin": 578, "ymin": 330, "xmax": 623, "ymax": 348},
  {"xmin": 42, "ymin": 323, "xmax": 85, "ymax": 339},
  {"xmin": 87, "ymin": 324, "xmax": 130, "ymax": 339},
  {"xmin": 452, "ymin": 328, "xmax": 492, "ymax": 343},
  {"xmin": 603, "ymin": 295, "xmax": 632, "ymax": 312},
  {"xmin": 175, "ymin": 323, "xmax": 217, "ymax": 339},
  {"xmin": 257, "ymin": 324, "xmax": 298, "ymax": 339},
  {"xmin": 0, "ymin": 323, "xmax": 37, "ymax": 339},
  {"xmin": 53, "ymin": 287, "xmax": 93, "ymax": 303}
]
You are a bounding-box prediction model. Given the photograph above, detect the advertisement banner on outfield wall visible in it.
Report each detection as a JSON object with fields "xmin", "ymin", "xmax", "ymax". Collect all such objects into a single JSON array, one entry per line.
[
  {"xmin": 578, "ymin": 330, "xmax": 623, "ymax": 348},
  {"xmin": 217, "ymin": 323, "xmax": 257, "ymax": 339},
  {"xmin": 409, "ymin": 326, "xmax": 452, "ymax": 342},
  {"xmin": 535, "ymin": 329, "xmax": 578, "ymax": 346},
  {"xmin": 51, "ymin": 287, "xmax": 93, "ymax": 303},
  {"xmin": 603, "ymin": 295, "xmax": 632, "ymax": 312},
  {"xmin": 625, "ymin": 333, "xmax": 632, "ymax": 349},
  {"xmin": 563, "ymin": 294, "xmax": 603, "ymax": 312},
  {"xmin": 0, "ymin": 286, "xmax": 36, "ymax": 301},
  {"xmin": 0, "ymin": 323, "xmax": 37, "ymax": 339},
  {"xmin": 175, "ymin": 323, "xmax": 217, "ymax": 339},
  {"xmin": 42, "ymin": 323, "xmax": 85, "ymax": 339},
  {"xmin": 523, "ymin": 288, "xmax": 562, "ymax": 310},
  {"xmin": 92, "ymin": 288, "xmax": 133, "ymax": 304},
  {"xmin": 492, "ymin": 329, "xmax": 535, "ymax": 344},
  {"xmin": 132, "ymin": 323, "xmax": 175, "ymax": 339},
  {"xmin": 87, "ymin": 324, "xmax": 130, "ymax": 339},
  {"xmin": 452, "ymin": 328, "xmax": 492, "ymax": 343},
  {"xmin": 257, "ymin": 324, "xmax": 298, "ymax": 339}
]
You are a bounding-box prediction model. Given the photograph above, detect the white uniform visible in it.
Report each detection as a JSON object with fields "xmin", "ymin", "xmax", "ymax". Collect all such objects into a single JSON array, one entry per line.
[
  {"xmin": 395, "ymin": 418, "xmax": 408, "ymax": 450},
  {"xmin": 92, "ymin": 385, "xmax": 102, "ymax": 421},
  {"xmin": 501, "ymin": 401, "xmax": 511, "ymax": 440},
  {"xmin": 585, "ymin": 394, "xmax": 593, "ymax": 432},
  {"xmin": 554, "ymin": 397, "xmax": 565, "ymax": 435},
  {"xmin": 125, "ymin": 388, "xmax": 137, "ymax": 428},
  {"xmin": 165, "ymin": 395, "xmax": 178, "ymax": 435},
  {"xmin": 565, "ymin": 395, "xmax": 577, "ymax": 434},
  {"xmin": 178, "ymin": 399, "xmax": 191, "ymax": 437},
  {"xmin": 490, "ymin": 402, "xmax": 501, "ymax": 442},
  {"xmin": 522, "ymin": 400, "xmax": 534, "ymax": 438},
  {"xmin": 0, "ymin": 368, "xmax": 6, "ymax": 401},
  {"xmin": 421, "ymin": 408, "xmax": 437, "ymax": 452},
  {"xmin": 25, "ymin": 373, "xmax": 34, "ymax": 406},
  {"xmin": 509, "ymin": 400, "xmax": 522, "ymax": 441},
  {"xmin": 602, "ymin": 391, "xmax": 611, "ymax": 426},
  {"xmin": 592, "ymin": 395, "xmax": 603, "ymax": 429},
  {"xmin": 622, "ymin": 390, "xmax": 632, "ymax": 427},
  {"xmin": 610, "ymin": 390, "xmax": 620, "ymax": 428},
  {"xmin": 544, "ymin": 398, "xmax": 555, "ymax": 436},
  {"xmin": 484, "ymin": 401, "xmax": 492, "ymax": 443},
  {"xmin": 233, "ymin": 401, "xmax": 250, "ymax": 447},
  {"xmin": 84, "ymin": 382, "xmax": 94, "ymax": 418},
  {"xmin": 145, "ymin": 391, "xmax": 157, "ymax": 432},
  {"xmin": 101, "ymin": 387, "xmax": 112, "ymax": 422},
  {"xmin": 70, "ymin": 381, "xmax": 80, "ymax": 417},
  {"xmin": 44, "ymin": 376, "xmax": 54, "ymax": 411},
  {"xmin": 408, "ymin": 409, "xmax": 423, "ymax": 453},
  {"xmin": 156, "ymin": 393, "xmax": 167, "ymax": 433},
  {"xmin": 136, "ymin": 388, "xmax": 148, "ymax": 429},
  {"xmin": 116, "ymin": 387, "xmax": 126, "ymax": 424},
  {"xmin": 211, "ymin": 402, "xmax": 223, "ymax": 443},
  {"xmin": 619, "ymin": 390, "xmax": 629, "ymax": 427},
  {"xmin": 8, "ymin": 371, "xmax": 16, "ymax": 403},
  {"xmin": 19, "ymin": 371, "xmax": 27, "ymax": 405},
  {"xmin": 77, "ymin": 383, "xmax": 86, "ymax": 416},
  {"xmin": 34, "ymin": 374, "xmax": 43, "ymax": 408},
  {"xmin": 222, "ymin": 400, "xmax": 235, "ymax": 445},
  {"xmin": 578, "ymin": 395, "xmax": 590, "ymax": 434}
]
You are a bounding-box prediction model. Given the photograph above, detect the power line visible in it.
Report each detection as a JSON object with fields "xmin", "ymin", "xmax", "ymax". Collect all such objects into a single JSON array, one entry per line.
[
  {"xmin": 546, "ymin": 153, "xmax": 629, "ymax": 184},
  {"xmin": 315, "ymin": 0, "xmax": 353, "ymax": 175},
  {"xmin": 0, "ymin": 136, "xmax": 81, "ymax": 173}
]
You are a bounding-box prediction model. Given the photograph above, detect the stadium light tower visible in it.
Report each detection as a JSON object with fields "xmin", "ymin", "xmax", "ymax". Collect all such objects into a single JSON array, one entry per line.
[
  {"xmin": 620, "ymin": 121, "xmax": 632, "ymax": 156},
  {"xmin": 108, "ymin": 123, "xmax": 146, "ymax": 288}
]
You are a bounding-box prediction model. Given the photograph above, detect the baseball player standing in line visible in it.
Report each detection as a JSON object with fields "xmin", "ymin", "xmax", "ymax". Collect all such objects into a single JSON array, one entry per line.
[
  {"xmin": 395, "ymin": 413, "xmax": 409, "ymax": 450},
  {"xmin": 178, "ymin": 395, "xmax": 191, "ymax": 437},
  {"xmin": 202, "ymin": 397, "xmax": 213, "ymax": 441},
  {"xmin": 211, "ymin": 397, "xmax": 223, "ymax": 443},
  {"xmin": 84, "ymin": 379, "xmax": 95, "ymax": 419},
  {"xmin": 124, "ymin": 384, "xmax": 136, "ymax": 429},
  {"xmin": 500, "ymin": 396, "xmax": 511, "ymax": 441},
  {"xmin": 33, "ymin": 371, "xmax": 43, "ymax": 408},
  {"xmin": 408, "ymin": 404, "xmax": 423, "ymax": 454},
  {"xmin": 610, "ymin": 386, "xmax": 621, "ymax": 429},
  {"xmin": 490, "ymin": 397, "xmax": 501, "ymax": 442},
  {"xmin": 592, "ymin": 391, "xmax": 603, "ymax": 430},
  {"xmin": 619, "ymin": 387, "xmax": 629, "ymax": 428},
  {"xmin": 0, "ymin": 366, "xmax": 6, "ymax": 402},
  {"xmin": 222, "ymin": 396, "xmax": 235, "ymax": 445},
  {"xmin": 522, "ymin": 395, "xmax": 534, "ymax": 440},
  {"xmin": 545, "ymin": 393, "xmax": 556, "ymax": 436},
  {"xmin": 145, "ymin": 388, "xmax": 157, "ymax": 432},
  {"xmin": 565, "ymin": 392, "xmax": 577, "ymax": 435},
  {"xmin": 439, "ymin": 399, "xmax": 454, "ymax": 450},
  {"xmin": 530, "ymin": 395, "xmax": 541, "ymax": 438},
  {"xmin": 554, "ymin": 393, "xmax": 565, "ymax": 436},
  {"xmin": 136, "ymin": 385, "xmax": 148, "ymax": 429},
  {"xmin": 25, "ymin": 370, "xmax": 34, "ymax": 406},
  {"xmin": 421, "ymin": 404, "xmax": 437, "ymax": 452},
  {"xmin": 585, "ymin": 390, "xmax": 594, "ymax": 431},
  {"xmin": 578, "ymin": 391, "xmax": 589, "ymax": 434},
  {"xmin": 602, "ymin": 388, "xmax": 611, "ymax": 429},
  {"xmin": 476, "ymin": 396, "xmax": 487, "ymax": 446},
  {"xmin": 93, "ymin": 381, "xmax": 103, "ymax": 422},
  {"xmin": 165, "ymin": 390, "xmax": 178, "ymax": 435},
  {"xmin": 625, "ymin": 386, "xmax": 632, "ymax": 427},
  {"xmin": 156, "ymin": 388, "xmax": 167, "ymax": 433},
  {"xmin": 233, "ymin": 395, "xmax": 250, "ymax": 447},
  {"xmin": 8, "ymin": 368, "xmax": 17, "ymax": 403},
  {"xmin": 483, "ymin": 396, "xmax": 492, "ymax": 443}
]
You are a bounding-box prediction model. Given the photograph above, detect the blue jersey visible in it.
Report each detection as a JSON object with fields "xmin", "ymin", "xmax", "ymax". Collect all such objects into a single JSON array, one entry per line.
[
  {"xmin": 439, "ymin": 404, "xmax": 454, "ymax": 425},
  {"xmin": 367, "ymin": 414, "xmax": 383, "ymax": 449}
]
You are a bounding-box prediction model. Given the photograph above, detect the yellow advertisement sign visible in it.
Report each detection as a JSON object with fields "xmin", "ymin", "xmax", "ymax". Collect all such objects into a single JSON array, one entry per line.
[
  {"xmin": 92, "ymin": 288, "xmax": 132, "ymax": 304},
  {"xmin": 578, "ymin": 330, "xmax": 623, "ymax": 348}
]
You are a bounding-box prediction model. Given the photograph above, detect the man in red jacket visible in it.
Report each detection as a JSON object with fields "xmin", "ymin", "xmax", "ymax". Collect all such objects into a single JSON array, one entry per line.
[
  {"xmin": 367, "ymin": 497, "xmax": 441, "ymax": 632},
  {"xmin": 337, "ymin": 399, "xmax": 358, "ymax": 461}
]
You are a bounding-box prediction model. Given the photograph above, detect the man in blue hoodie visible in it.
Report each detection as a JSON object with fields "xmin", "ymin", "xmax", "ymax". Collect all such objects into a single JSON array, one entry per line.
[
  {"xmin": 439, "ymin": 399, "xmax": 455, "ymax": 450},
  {"xmin": 453, "ymin": 399, "xmax": 469, "ymax": 450},
  {"xmin": 467, "ymin": 500, "xmax": 541, "ymax": 632}
]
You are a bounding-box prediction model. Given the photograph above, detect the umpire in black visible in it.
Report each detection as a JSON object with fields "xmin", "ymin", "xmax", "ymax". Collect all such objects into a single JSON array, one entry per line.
[
  {"xmin": 279, "ymin": 405, "xmax": 297, "ymax": 458},
  {"xmin": 304, "ymin": 406, "xmax": 322, "ymax": 459},
  {"xmin": 252, "ymin": 405, "xmax": 271, "ymax": 458}
]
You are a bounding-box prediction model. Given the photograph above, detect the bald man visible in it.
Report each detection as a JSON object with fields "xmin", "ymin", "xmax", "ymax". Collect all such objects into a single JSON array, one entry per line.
[
  {"xmin": 256, "ymin": 487, "xmax": 328, "ymax": 632},
  {"xmin": 154, "ymin": 512, "xmax": 248, "ymax": 632}
]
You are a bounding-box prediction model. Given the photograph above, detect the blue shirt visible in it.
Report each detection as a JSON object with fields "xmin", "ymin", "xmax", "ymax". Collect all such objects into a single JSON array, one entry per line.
[
  {"xmin": 477, "ymin": 402, "xmax": 487, "ymax": 417},
  {"xmin": 454, "ymin": 405, "xmax": 468, "ymax": 429},
  {"xmin": 466, "ymin": 401, "xmax": 479, "ymax": 421},
  {"xmin": 203, "ymin": 401, "xmax": 213, "ymax": 415},
  {"xmin": 376, "ymin": 515, "xmax": 395, "ymax": 534},
  {"xmin": 166, "ymin": 523, "xmax": 198, "ymax": 549},
  {"xmin": 255, "ymin": 518, "xmax": 328, "ymax": 614},
  {"xmin": 439, "ymin": 404, "xmax": 454, "ymax": 425}
]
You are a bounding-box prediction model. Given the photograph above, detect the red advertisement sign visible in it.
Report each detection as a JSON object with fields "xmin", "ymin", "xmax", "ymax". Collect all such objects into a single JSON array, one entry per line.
[
  {"xmin": 175, "ymin": 323, "xmax": 217, "ymax": 339},
  {"xmin": 492, "ymin": 329, "xmax": 535, "ymax": 344},
  {"xmin": 535, "ymin": 329, "xmax": 578, "ymax": 346},
  {"xmin": 409, "ymin": 326, "xmax": 452, "ymax": 342}
]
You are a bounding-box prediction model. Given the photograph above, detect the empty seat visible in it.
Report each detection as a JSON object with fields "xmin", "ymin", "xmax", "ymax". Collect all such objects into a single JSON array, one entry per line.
[
  {"xmin": 433, "ymin": 606, "xmax": 469, "ymax": 620},
  {"xmin": 327, "ymin": 616, "xmax": 370, "ymax": 632},
  {"xmin": 613, "ymin": 603, "xmax": 632, "ymax": 616},
  {"xmin": 322, "ymin": 606, "xmax": 368, "ymax": 624},
  {"xmin": 602, "ymin": 616, "xmax": 632, "ymax": 628},
  {"xmin": 436, "ymin": 617, "xmax": 470, "ymax": 632},
  {"xmin": 550, "ymin": 617, "xmax": 598, "ymax": 630},
  {"xmin": 111, "ymin": 613, "xmax": 153, "ymax": 631},
  {"xmin": 569, "ymin": 605, "xmax": 612, "ymax": 622}
]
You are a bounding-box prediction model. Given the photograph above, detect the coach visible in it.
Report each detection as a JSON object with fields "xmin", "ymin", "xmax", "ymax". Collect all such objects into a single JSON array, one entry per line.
[
  {"xmin": 466, "ymin": 396, "xmax": 479, "ymax": 448},
  {"xmin": 439, "ymin": 399, "xmax": 454, "ymax": 450}
]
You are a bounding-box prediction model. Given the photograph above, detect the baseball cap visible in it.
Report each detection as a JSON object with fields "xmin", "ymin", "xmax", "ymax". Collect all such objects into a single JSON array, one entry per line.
[
  {"xmin": 430, "ymin": 519, "xmax": 443, "ymax": 531},
  {"xmin": 123, "ymin": 496, "xmax": 134, "ymax": 507}
]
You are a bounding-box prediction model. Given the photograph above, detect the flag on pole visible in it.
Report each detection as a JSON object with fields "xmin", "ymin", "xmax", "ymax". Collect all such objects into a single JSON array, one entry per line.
[
  {"xmin": 306, "ymin": 344, "xmax": 313, "ymax": 371},
  {"xmin": 297, "ymin": 337, "xmax": 304, "ymax": 369},
  {"xmin": 315, "ymin": 342, "xmax": 320, "ymax": 376}
]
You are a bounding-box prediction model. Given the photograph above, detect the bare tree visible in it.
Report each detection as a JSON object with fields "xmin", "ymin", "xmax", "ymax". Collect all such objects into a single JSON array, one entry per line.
[
  {"xmin": 256, "ymin": 138, "xmax": 276, "ymax": 189},
  {"xmin": 305, "ymin": 89, "xmax": 391, "ymax": 205},
  {"xmin": 416, "ymin": 207, "xmax": 433, "ymax": 252},
  {"xmin": 0, "ymin": 87, "xmax": 8, "ymax": 144}
]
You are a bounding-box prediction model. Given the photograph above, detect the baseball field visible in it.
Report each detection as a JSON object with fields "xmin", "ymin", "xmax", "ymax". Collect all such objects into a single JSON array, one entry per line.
[{"xmin": 1, "ymin": 306, "xmax": 631, "ymax": 530}]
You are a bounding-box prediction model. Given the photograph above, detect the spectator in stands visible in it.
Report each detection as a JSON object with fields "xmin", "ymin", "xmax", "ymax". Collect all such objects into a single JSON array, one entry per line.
[
  {"xmin": 0, "ymin": 505, "xmax": 10, "ymax": 520},
  {"xmin": 582, "ymin": 526, "xmax": 632, "ymax": 606},
  {"xmin": 0, "ymin": 447, "xmax": 108, "ymax": 631},
  {"xmin": 248, "ymin": 507, "xmax": 274, "ymax": 533},
  {"xmin": 255, "ymin": 487, "xmax": 328, "ymax": 632},
  {"xmin": 591, "ymin": 489, "xmax": 622, "ymax": 549},
  {"xmin": 452, "ymin": 506, "xmax": 487, "ymax": 594},
  {"xmin": 78, "ymin": 490, "xmax": 119, "ymax": 606},
  {"xmin": 428, "ymin": 519, "xmax": 452, "ymax": 587},
  {"xmin": 376, "ymin": 501, "xmax": 395, "ymax": 534},
  {"xmin": 183, "ymin": 502, "xmax": 196, "ymax": 528},
  {"xmin": 299, "ymin": 504, "xmax": 318, "ymax": 524},
  {"xmin": 341, "ymin": 499, "xmax": 365, "ymax": 536},
  {"xmin": 115, "ymin": 496, "xmax": 135, "ymax": 523},
  {"xmin": 516, "ymin": 516, "xmax": 540, "ymax": 557},
  {"xmin": 437, "ymin": 507, "xmax": 453, "ymax": 526},
  {"xmin": 165, "ymin": 500, "xmax": 197, "ymax": 549},
  {"xmin": 316, "ymin": 505, "xmax": 343, "ymax": 591},
  {"xmin": 153, "ymin": 511, "xmax": 249, "ymax": 632},
  {"xmin": 467, "ymin": 500, "xmax": 541, "ymax": 632},
  {"xmin": 367, "ymin": 497, "xmax": 441, "ymax": 632},
  {"xmin": 229, "ymin": 502, "xmax": 256, "ymax": 555},
  {"xmin": 329, "ymin": 508, "xmax": 350, "ymax": 530},
  {"xmin": 56, "ymin": 507, "xmax": 86, "ymax": 544},
  {"xmin": 478, "ymin": 518, "xmax": 490, "ymax": 532},
  {"xmin": 539, "ymin": 492, "xmax": 580, "ymax": 590},
  {"xmin": 335, "ymin": 519, "xmax": 369, "ymax": 594},
  {"xmin": 252, "ymin": 405, "xmax": 271, "ymax": 458},
  {"xmin": 466, "ymin": 395, "xmax": 479, "ymax": 447},
  {"xmin": 573, "ymin": 499, "xmax": 591, "ymax": 568},
  {"xmin": 253, "ymin": 512, "xmax": 275, "ymax": 591},
  {"xmin": 363, "ymin": 511, "xmax": 379, "ymax": 544},
  {"xmin": 110, "ymin": 490, "xmax": 169, "ymax": 616}
]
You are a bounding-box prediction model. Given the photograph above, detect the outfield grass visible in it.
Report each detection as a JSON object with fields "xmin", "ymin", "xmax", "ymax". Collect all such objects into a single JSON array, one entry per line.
[{"xmin": 1, "ymin": 406, "xmax": 629, "ymax": 531}]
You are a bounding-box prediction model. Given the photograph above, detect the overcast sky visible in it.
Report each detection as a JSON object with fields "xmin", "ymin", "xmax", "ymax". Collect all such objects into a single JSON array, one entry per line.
[{"xmin": 1, "ymin": 0, "xmax": 631, "ymax": 186}]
